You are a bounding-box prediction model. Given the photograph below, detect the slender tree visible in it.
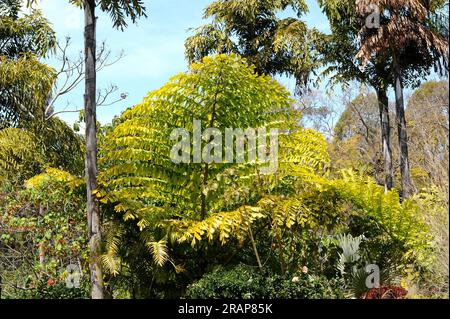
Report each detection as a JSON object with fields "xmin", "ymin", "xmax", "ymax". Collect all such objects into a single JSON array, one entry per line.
[
  {"xmin": 83, "ymin": 0, "xmax": 146, "ymax": 299},
  {"xmin": 83, "ymin": 0, "xmax": 102, "ymax": 298},
  {"xmin": 28, "ymin": 0, "xmax": 147, "ymax": 299}
]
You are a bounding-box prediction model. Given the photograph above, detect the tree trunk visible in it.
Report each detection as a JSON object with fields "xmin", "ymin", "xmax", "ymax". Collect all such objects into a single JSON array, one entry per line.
[
  {"xmin": 248, "ymin": 225, "xmax": 263, "ymax": 271},
  {"xmin": 84, "ymin": 0, "xmax": 104, "ymax": 299},
  {"xmin": 276, "ymin": 231, "xmax": 286, "ymax": 275},
  {"xmin": 38, "ymin": 204, "xmax": 45, "ymax": 266},
  {"xmin": 393, "ymin": 59, "xmax": 413, "ymax": 198},
  {"xmin": 376, "ymin": 88, "xmax": 394, "ymax": 192}
]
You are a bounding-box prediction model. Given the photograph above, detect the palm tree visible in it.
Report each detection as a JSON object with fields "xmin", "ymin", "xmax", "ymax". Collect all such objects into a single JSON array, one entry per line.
[
  {"xmin": 185, "ymin": 0, "xmax": 323, "ymax": 93},
  {"xmin": 318, "ymin": 0, "xmax": 395, "ymax": 191},
  {"xmin": 355, "ymin": 0, "xmax": 449, "ymax": 198},
  {"xmin": 28, "ymin": 0, "xmax": 147, "ymax": 299}
]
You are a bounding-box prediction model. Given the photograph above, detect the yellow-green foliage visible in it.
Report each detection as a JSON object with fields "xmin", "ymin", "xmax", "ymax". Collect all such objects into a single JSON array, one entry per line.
[
  {"xmin": 174, "ymin": 205, "xmax": 265, "ymax": 246},
  {"xmin": 412, "ymin": 187, "xmax": 449, "ymax": 294},
  {"xmin": 0, "ymin": 55, "xmax": 55, "ymax": 126},
  {"xmin": 25, "ymin": 167, "xmax": 84, "ymax": 190},
  {"xmin": 98, "ymin": 54, "xmax": 330, "ymax": 266},
  {"xmin": 321, "ymin": 170, "xmax": 433, "ymax": 266},
  {"xmin": 278, "ymin": 128, "xmax": 330, "ymax": 179},
  {"xmin": 98, "ymin": 54, "xmax": 325, "ymax": 221},
  {"xmin": 173, "ymin": 195, "xmax": 313, "ymax": 246},
  {"xmin": 0, "ymin": 9, "xmax": 56, "ymax": 57},
  {"xmin": 175, "ymin": 169, "xmax": 433, "ymax": 271},
  {"xmin": 101, "ymin": 224, "xmax": 125, "ymax": 276},
  {"xmin": 98, "ymin": 54, "xmax": 432, "ymax": 273},
  {"xmin": 0, "ymin": 128, "xmax": 43, "ymax": 181}
]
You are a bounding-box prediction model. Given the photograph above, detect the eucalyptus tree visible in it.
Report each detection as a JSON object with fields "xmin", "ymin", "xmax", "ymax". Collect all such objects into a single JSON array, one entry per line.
[
  {"xmin": 28, "ymin": 0, "xmax": 147, "ymax": 299},
  {"xmin": 355, "ymin": 0, "xmax": 449, "ymax": 198},
  {"xmin": 185, "ymin": 0, "xmax": 324, "ymax": 92},
  {"xmin": 406, "ymin": 80, "xmax": 449, "ymax": 192}
]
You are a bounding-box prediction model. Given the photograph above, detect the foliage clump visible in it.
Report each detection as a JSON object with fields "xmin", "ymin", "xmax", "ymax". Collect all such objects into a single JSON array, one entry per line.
[{"xmin": 186, "ymin": 264, "xmax": 344, "ymax": 299}]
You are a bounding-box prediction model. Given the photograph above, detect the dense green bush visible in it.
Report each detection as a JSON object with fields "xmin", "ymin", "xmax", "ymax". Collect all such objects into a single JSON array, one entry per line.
[
  {"xmin": 15, "ymin": 277, "xmax": 90, "ymax": 299},
  {"xmin": 186, "ymin": 265, "xmax": 345, "ymax": 299}
]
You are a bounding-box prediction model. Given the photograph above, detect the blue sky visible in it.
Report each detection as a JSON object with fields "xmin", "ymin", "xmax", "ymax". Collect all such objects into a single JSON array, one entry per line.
[{"xmin": 29, "ymin": 0, "xmax": 330, "ymax": 126}]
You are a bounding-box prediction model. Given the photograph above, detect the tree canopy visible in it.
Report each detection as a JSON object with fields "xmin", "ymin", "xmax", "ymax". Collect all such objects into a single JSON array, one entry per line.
[{"xmin": 185, "ymin": 0, "xmax": 325, "ymax": 91}]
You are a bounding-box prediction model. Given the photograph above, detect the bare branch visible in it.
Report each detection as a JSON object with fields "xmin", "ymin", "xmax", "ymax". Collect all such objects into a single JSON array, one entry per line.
[{"xmin": 45, "ymin": 38, "xmax": 125, "ymax": 120}]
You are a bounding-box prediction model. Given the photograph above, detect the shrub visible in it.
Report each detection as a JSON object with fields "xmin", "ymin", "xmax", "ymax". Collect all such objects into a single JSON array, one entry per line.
[
  {"xmin": 362, "ymin": 286, "xmax": 408, "ymax": 299},
  {"xmin": 0, "ymin": 168, "xmax": 88, "ymax": 298},
  {"xmin": 16, "ymin": 277, "xmax": 90, "ymax": 299},
  {"xmin": 186, "ymin": 264, "xmax": 344, "ymax": 299}
]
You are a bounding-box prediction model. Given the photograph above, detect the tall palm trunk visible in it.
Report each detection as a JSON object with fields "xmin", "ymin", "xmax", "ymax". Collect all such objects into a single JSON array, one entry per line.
[
  {"xmin": 392, "ymin": 55, "xmax": 413, "ymax": 198},
  {"xmin": 84, "ymin": 0, "xmax": 104, "ymax": 299},
  {"xmin": 376, "ymin": 88, "xmax": 394, "ymax": 191}
]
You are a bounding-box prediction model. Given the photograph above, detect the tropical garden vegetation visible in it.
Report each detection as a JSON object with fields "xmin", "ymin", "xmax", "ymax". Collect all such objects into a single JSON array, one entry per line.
[{"xmin": 0, "ymin": 0, "xmax": 448, "ymax": 299}]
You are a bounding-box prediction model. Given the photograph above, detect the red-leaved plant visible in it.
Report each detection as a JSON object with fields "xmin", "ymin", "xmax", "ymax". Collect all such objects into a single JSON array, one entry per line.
[{"xmin": 363, "ymin": 286, "xmax": 408, "ymax": 299}]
